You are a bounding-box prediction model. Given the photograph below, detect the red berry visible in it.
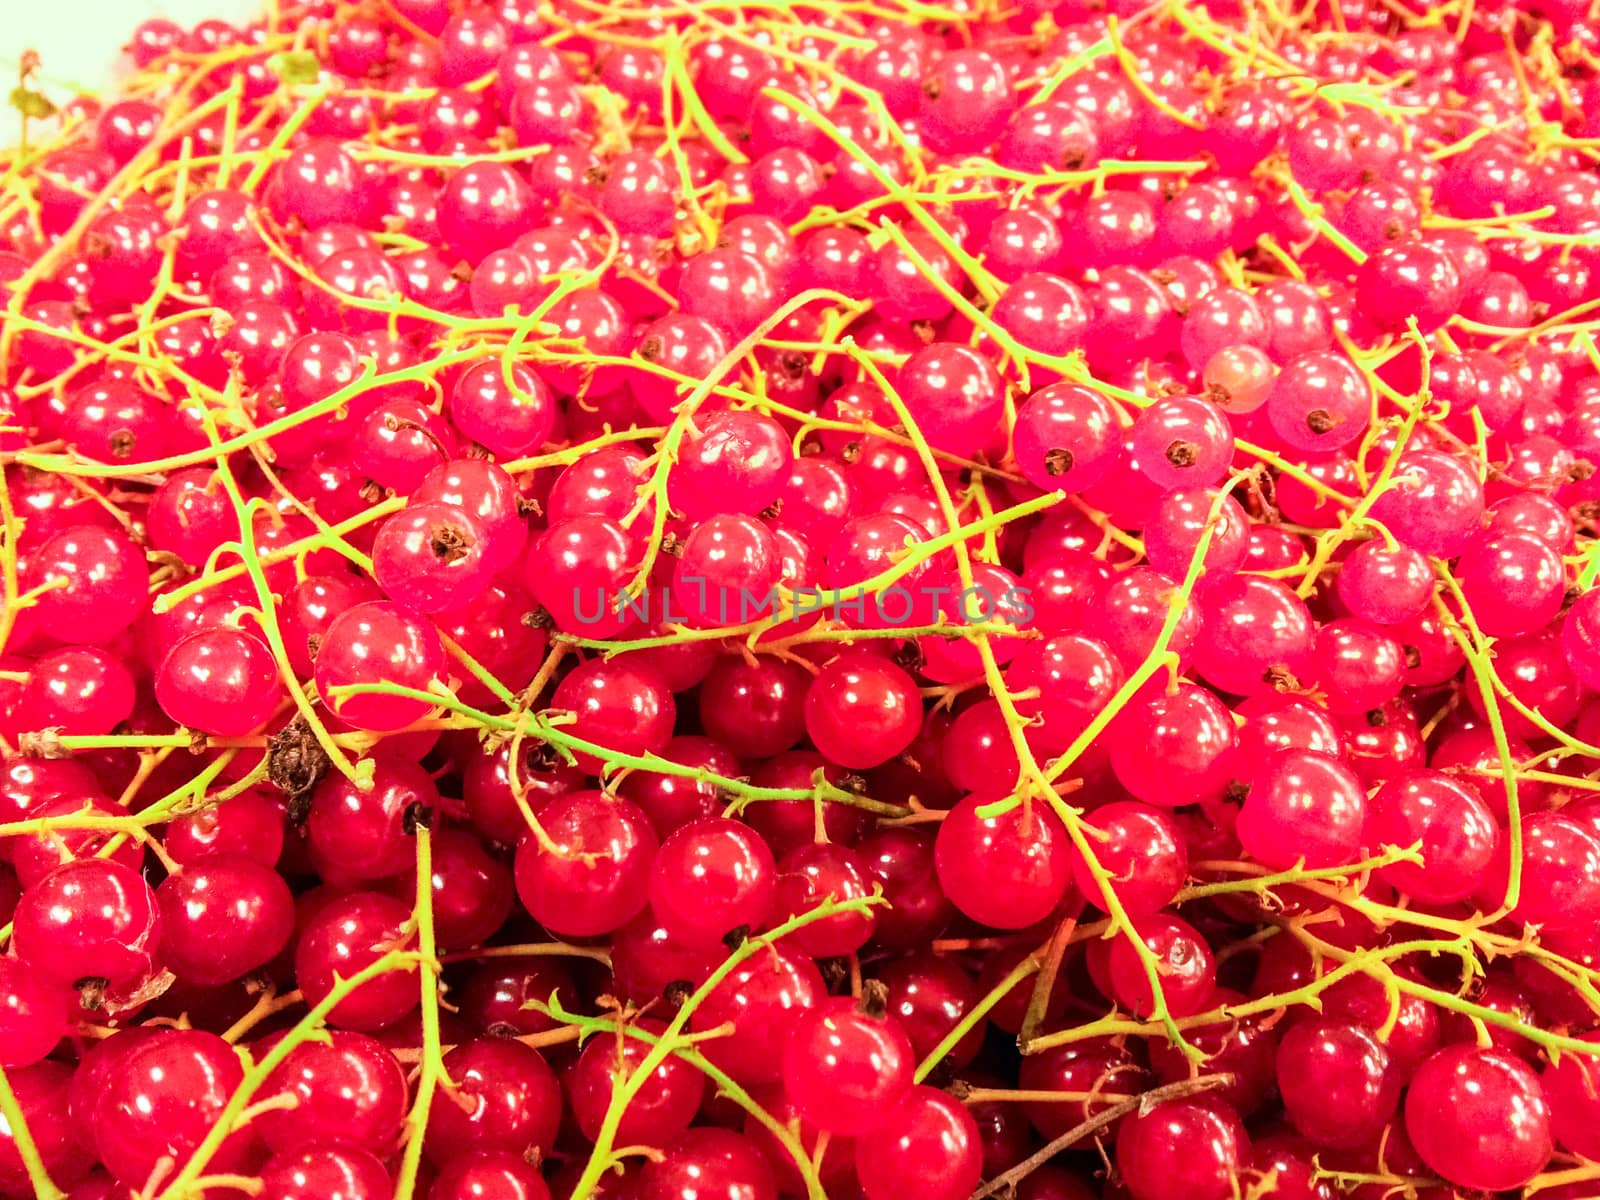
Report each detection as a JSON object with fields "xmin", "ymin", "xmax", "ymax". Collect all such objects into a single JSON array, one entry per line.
[
  {"xmin": 854, "ymin": 1085, "xmax": 982, "ymax": 1200},
  {"xmin": 513, "ymin": 790, "xmax": 657, "ymax": 937},
  {"xmin": 424, "ymin": 1037, "xmax": 562, "ymax": 1163},
  {"xmin": 570, "ymin": 1017, "xmax": 705, "ymax": 1146},
  {"xmin": 314, "ymin": 601, "xmax": 446, "ymax": 732},
  {"xmin": 649, "ymin": 817, "xmax": 777, "ymax": 947},
  {"xmin": 1405, "ymin": 1046, "xmax": 1551, "ymax": 1192},
  {"xmin": 156, "ymin": 625, "xmax": 283, "ymax": 736},
  {"xmin": 781, "ymin": 994, "xmax": 914, "ymax": 1135},
  {"xmin": 1116, "ymin": 1097, "xmax": 1249, "ymax": 1200},
  {"xmin": 936, "ymin": 795, "xmax": 1072, "ymax": 930}
]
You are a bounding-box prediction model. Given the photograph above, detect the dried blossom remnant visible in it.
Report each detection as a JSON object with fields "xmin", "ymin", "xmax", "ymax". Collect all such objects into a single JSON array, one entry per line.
[
  {"xmin": 429, "ymin": 522, "xmax": 473, "ymax": 563},
  {"xmin": 1165, "ymin": 440, "xmax": 1200, "ymax": 467},
  {"xmin": 268, "ymin": 718, "xmax": 333, "ymax": 798}
]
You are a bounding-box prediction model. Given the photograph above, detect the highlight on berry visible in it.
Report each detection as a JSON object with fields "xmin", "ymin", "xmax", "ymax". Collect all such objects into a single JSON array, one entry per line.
[{"xmin": 0, "ymin": 1, "xmax": 1597, "ymax": 1199}]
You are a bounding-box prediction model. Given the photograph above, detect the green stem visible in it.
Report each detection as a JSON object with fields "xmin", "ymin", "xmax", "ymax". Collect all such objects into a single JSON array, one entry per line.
[
  {"xmin": 558, "ymin": 894, "xmax": 881, "ymax": 1200},
  {"xmin": 0, "ymin": 1064, "xmax": 62, "ymax": 1200},
  {"xmin": 394, "ymin": 826, "xmax": 443, "ymax": 1200}
]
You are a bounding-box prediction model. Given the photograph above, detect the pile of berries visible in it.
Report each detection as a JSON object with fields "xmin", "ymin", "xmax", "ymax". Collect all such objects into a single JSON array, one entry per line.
[{"xmin": 0, "ymin": 0, "xmax": 1599, "ymax": 1197}]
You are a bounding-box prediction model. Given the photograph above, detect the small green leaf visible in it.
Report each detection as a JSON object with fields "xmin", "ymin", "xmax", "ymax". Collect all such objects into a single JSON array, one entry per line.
[
  {"xmin": 270, "ymin": 51, "xmax": 321, "ymax": 86},
  {"xmin": 9, "ymin": 86, "xmax": 55, "ymax": 120}
]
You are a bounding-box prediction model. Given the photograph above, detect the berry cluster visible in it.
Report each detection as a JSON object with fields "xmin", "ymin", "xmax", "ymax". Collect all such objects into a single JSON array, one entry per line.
[{"xmin": 0, "ymin": 0, "xmax": 1598, "ymax": 1198}]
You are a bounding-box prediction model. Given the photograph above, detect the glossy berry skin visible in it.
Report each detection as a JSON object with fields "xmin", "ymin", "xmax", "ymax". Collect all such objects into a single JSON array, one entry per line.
[
  {"xmin": 620, "ymin": 735, "xmax": 740, "ymax": 837},
  {"xmin": 803, "ymin": 653, "xmax": 921, "ymax": 769},
  {"xmin": 1369, "ymin": 449, "xmax": 1484, "ymax": 557},
  {"xmin": 449, "ymin": 357, "xmax": 556, "ymax": 455},
  {"xmin": 1098, "ymin": 568, "xmax": 1203, "ymax": 672},
  {"xmin": 424, "ymin": 1038, "xmax": 561, "ymax": 1164},
  {"xmin": 1115, "ymin": 1098, "xmax": 1248, "ymax": 1200},
  {"xmin": 1368, "ymin": 770, "xmax": 1497, "ymax": 903},
  {"xmin": 155, "ymin": 856, "xmax": 294, "ymax": 985},
  {"xmin": 1147, "ymin": 985, "xmax": 1276, "ymax": 1118},
  {"xmin": 146, "ymin": 468, "xmax": 234, "ymax": 565},
  {"xmin": 1129, "ymin": 395, "xmax": 1233, "ymax": 489},
  {"xmin": 1265, "ymin": 351, "xmax": 1371, "ymax": 453},
  {"xmin": 354, "ymin": 398, "xmax": 457, "ymax": 492},
  {"xmin": 1005, "ymin": 634, "xmax": 1124, "ymax": 754},
  {"xmin": 1237, "ymin": 750, "xmax": 1368, "ymax": 870},
  {"xmin": 1011, "ymin": 383, "xmax": 1121, "ymax": 493},
  {"xmin": 1105, "ymin": 914, "xmax": 1216, "ymax": 1018},
  {"xmin": 772, "ymin": 842, "xmax": 876, "ymax": 957},
  {"xmin": 994, "ymin": 272, "xmax": 1091, "ymax": 360},
  {"xmin": 254, "ymin": 1030, "xmax": 409, "ymax": 1156},
  {"xmin": 1202, "ymin": 344, "xmax": 1274, "ymax": 413},
  {"xmin": 899, "ymin": 704, "xmax": 984, "ymax": 807},
  {"xmin": 0, "ymin": 957, "xmax": 70, "ymax": 1067},
  {"xmin": 10, "ymin": 793, "xmax": 143, "ymax": 890},
  {"xmin": 314, "ymin": 601, "xmax": 446, "ymax": 732},
  {"xmin": 638, "ymin": 1128, "xmax": 776, "ymax": 1200},
  {"xmin": 859, "ymin": 828, "xmax": 953, "ymax": 949},
  {"xmin": 1405, "ymin": 1046, "xmax": 1551, "ymax": 1192},
  {"xmin": 1072, "ymin": 802, "xmax": 1187, "ymax": 917},
  {"xmin": 1335, "ymin": 540, "xmax": 1433, "ymax": 625},
  {"xmin": 526, "ymin": 516, "xmax": 637, "ymax": 638},
  {"xmin": 671, "ymin": 513, "xmax": 781, "ymax": 628},
  {"xmin": 678, "ymin": 249, "xmax": 776, "ymax": 339},
  {"xmin": 1108, "ymin": 683, "xmax": 1236, "ymax": 808},
  {"xmin": 648, "ymin": 817, "xmax": 776, "ymax": 947},
  {"xmin": 1312, "ymin": 619, "xmax": 1404, "ymax": 713},
  {"xmin": 372, "ymin": 501, "xmax": 492, "ymax": 613},
  {"xmin": 854, "ymin": 1085, "xmax": 982, "ymax": 1200},
  {"xmin": 570, "ymin": 1019, "xmax": 706, "ymax": 1147},
  {"xmin": 92, "ymin": 1030, "xmax": 252, "ymax": 1186},
  {"xmin": 459, "ymin": 953, "xmax": 579, "ymax": 1037},
  {"xmin": 1143, "ymin": 486, "xmax": 1249, "ymax": 586},
  {"xmin": 1564, "ymin": 591, "xmax": 1600, "ymax": 689},
  {"xmin": 898, "ymin": 342, "xmax": 1004, "ymax": 452},
  {"xmin": 1193, "ymin": 576, "xmax": 1314, "ymax": 697},
  {"xmin": 781, "ymin": 996, "xmax": 914, "ymax": 1135},
  {"xmin": 13, "ymin": 858, "xmax": 161, "ymax": 987},
  {"xmin": 0, "ymin": 1062, "xmax": 84, "ymax": 1196},
  {"xmin": 824, "ymin": 514, "xmax": 935, "ymax": 631},
  {"xmin": 690, "ymin": 945, "xmax": 824, "ymax": 1085},
  {"xmin": 432, "ymin": 1151, "xmax": 552, "ymax": 1200},
  {"xmin": 280, "ymin": 574, "xmax": 380, "ymax": 678},
  {"xmin": 308, "ymin": 757, "xmax": 440, "ymax": 883},
  {"xmin": 32, "ymin": 526, "xmax": 149, "ymax": 644},
  {"xmin": 609, "ymin": 915, "xmax": 722, "ymax": 1008},
  {"xmin": 1276, "ymin": 1019, "xmax": 1398, "ymax": 1149},
  {"xmin": 1356, "ymin": 241, "xmax": 1462, "ymax": 333},
  {"xmin": 422, "ymin": 829, "xmax": 516, "ymax": 948},
  {"xmin": 438, "ymin": 161, "xmax": 536, "ymax": 263},
  {"xmin": 1540, "ymin": 1030, "xmax": 1600, "ymax": 1160},
  {"xmin": 293, "ymin": 891, "xmax": 418, "ymax": 1031},
  {"xmin": 668, "ymin": 410, "xmax": 790, "ymax": 520},
  {"xmin": 549, "ymin": 658, "xmax": 676, "ymax": 774},
  {"xmin": 413, "ymin": 458, "xmax": 528, "ymax": 574},
  {"xmin": 1456, "ymin": 531, "xmax": 1565, "ymax": 638},
  {"xmin": 919, "ymin": 49, "xmax": 1012, "ymax": 153},
  {"xmin": 156, "ymin": 625, "xmax": 283, "ymax": 736},
  {"xmin": 1486, "ymin": 813, "xmax": 1600, "ymax": 934},
  {"xmin": 874, "ymin": 953, "xmax": 983, "ymax": 1068},
  {"xmin": 936, "ymin": 793, "xmax": 1072, "ymax": 929},
  {"xmin": 20, "ymin": 647, "xmax": 137, "ymax": 737},
  {"xmin": 259, "ymin": 1145, "xmax": 392, "ymax": 1200},
  {"xmin": 513, "ymin": 790, "xmax": 657, "ymax": 937},
  {"xmin": 630, "ymin": 313, "xmax": 729, "ymax": 421}
]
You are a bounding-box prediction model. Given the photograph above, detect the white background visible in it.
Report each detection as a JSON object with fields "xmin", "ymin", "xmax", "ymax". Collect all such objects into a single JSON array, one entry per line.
[{"xmin": 6, "ymin": 0, "xmax": 262, "ymax": 102}]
